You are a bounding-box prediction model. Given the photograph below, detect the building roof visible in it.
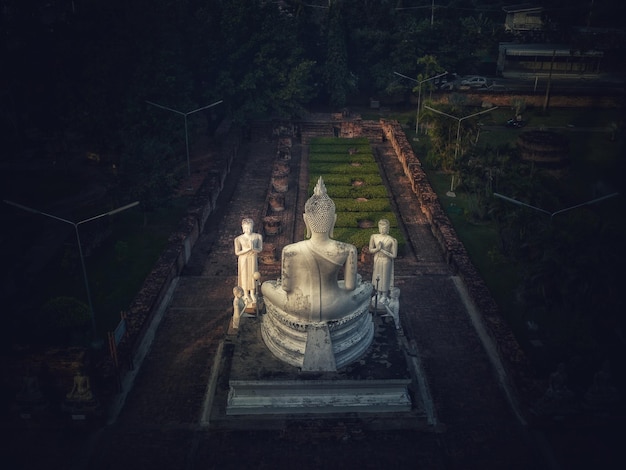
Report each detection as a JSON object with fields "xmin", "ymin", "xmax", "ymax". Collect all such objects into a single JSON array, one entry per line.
[{"xmin": 499, "ymin": 43, "xmax": 604, "ymax": 57}]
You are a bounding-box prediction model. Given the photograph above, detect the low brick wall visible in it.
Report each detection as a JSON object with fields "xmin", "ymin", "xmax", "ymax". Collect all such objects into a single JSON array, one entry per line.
[
  {"xmin": 425, "ymin": 91, "xmax": 623, "ymax": 109},
  {"xmin": 380, "ymin": 119, "xmax": 540, "ymax": 409}
]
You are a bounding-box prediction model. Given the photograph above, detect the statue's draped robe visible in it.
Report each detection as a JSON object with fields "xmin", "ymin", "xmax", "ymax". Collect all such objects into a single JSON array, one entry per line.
[
  {"xmin": 263, "ymin": 240, "xmax": 370, "ymax": 323},
  {"xmin": 235, "ymin": 233, "xmax": 262, "ymax": 293},
  {"xmin": 370, "ymin": 234, "xmax": 395, "ymax": 293}
]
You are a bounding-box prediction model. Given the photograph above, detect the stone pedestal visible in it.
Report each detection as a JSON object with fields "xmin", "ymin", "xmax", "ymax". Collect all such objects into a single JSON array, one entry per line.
[
  {"xmin": 271, "ymin": 175, "xmax": 288, "ymax": 192},
  {"xmin": 263, "ymin": 216, "xmax": 281, "ymax": 235},
  {"xmin": 261, "ymin": 300, "xmax": 374, "ymax": 371},
  {"xmin": 268, "ymin": 192, "xmax": 285, "ymax": 212},
  {"xmin": 228, "ymin": 379, "xmax": 412, "ymax": 415},
  {"xmin": 226, "ymin": 314, "xmax": 413, "ymax": 416}
]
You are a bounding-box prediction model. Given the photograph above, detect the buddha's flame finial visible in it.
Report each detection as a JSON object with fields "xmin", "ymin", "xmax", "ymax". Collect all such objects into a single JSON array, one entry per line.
[
  {"xmin": 305, "ymin": 176, "xmax": 335, "ymax": 235},
  {"xmin": 314, "ymin": 176, "xmax": 326, "ymax": 197}
]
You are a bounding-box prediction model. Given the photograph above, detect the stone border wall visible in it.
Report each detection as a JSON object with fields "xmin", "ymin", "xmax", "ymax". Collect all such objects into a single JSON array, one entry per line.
[
  {"xmin": 119, "ymin": 125, "xmax": 243, "ymax": 373},
  {"xmin": 379, "ymin": 119, "xmax": 540, "ymax": 408},
  {"xmin": 4, "ymin": 125, "xmax": 244, "ymax": 412}
]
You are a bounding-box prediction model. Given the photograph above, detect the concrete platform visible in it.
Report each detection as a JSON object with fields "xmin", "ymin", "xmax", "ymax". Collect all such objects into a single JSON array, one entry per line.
[{"xmin": 206, "ymin": 311, "xmax": 431, "ymax": 429}]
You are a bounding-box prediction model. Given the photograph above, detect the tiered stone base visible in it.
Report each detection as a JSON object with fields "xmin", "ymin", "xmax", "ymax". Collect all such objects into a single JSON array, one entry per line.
[{"xmin": 260, "ymin": 301, "xmax": 374, "ymax": 371}]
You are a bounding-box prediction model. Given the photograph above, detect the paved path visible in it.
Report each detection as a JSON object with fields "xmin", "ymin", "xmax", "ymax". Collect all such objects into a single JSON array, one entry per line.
[{"xmin": 73, "ymin": 132, "xmax": 551, "ymax": 469}]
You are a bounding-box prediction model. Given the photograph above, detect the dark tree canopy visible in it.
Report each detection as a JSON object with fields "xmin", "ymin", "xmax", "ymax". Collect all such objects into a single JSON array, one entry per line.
[{"xmin": 1, "ymin": 0, "xmax": 622, "ymax": 207}]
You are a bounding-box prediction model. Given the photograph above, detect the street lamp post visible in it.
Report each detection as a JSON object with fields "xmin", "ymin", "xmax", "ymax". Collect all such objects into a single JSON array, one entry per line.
[
  {"xmin": 146, "ymin": 100, "xmax": 223, "ymax": 178},
  {"xmin": 4, "ymin": 200, "xmax": 140, "ymax": 345},
  {"xmin": 423, "ymin": 105, "xmax": 498, "ymax": 197},
  {"xmin": 493, "ymin": 192, "xmax": 620, "ymax": 220},
  {"xmin": 394, "ymin": 71, "xmax": 447, "ymax": 135},
  {"xmin": 423, "ymin": 105, "xmax": 498, "ymax": 159}
]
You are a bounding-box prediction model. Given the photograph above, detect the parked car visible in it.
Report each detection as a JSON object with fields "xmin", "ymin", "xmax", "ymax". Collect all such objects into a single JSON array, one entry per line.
[
  {"xmin": 506, "ymin": 117, "xmax": 526, "ymax": 128},
  {"xmin": 460, "ymin": 76, "xmax": 489, "ymax": 88}
]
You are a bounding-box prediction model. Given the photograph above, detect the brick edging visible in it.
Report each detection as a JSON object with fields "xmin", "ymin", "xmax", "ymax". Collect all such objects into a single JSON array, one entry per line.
[{"xmin": 380, "ymin": 119, "xmax": 542, "ymax": 413}]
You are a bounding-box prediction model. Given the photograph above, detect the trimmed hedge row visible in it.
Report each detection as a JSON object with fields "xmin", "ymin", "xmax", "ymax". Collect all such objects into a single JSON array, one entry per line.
[
  {"xmin": 309, "ymin": 137, "xmax": 370, "ymax": 152},
  {"xmin": 333, "ymin": 197, "xmax": 391, "ymax": 212},
  {"xmin": 335, "ymin": 211, "xmax": 398, "ymax": 228},
  {"xmin": 307, "ymin": 173, "xmax": 385, "ymax": 189},
  {"xmin": 309, "ymin": 136, "xmax": 406, "ymax": 254},
  {"xmin": 309, "ymin": 162, "xmax": 380, "ymax": 175},
  {"xmin": 323, "ymin": 186, "xmax": 389, "ymax": 199},
  {"xmin": 309, "ymin": 153, "xmax": 376, "ymax": 164}
]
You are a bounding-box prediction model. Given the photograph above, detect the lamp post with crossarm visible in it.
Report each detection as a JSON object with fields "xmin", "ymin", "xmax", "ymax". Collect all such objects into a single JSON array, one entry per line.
[
  {"xmin": 4, "ymin": 200, "xmax": 140, "ymax": 346},
  {"xmin": 423, "ymin": 105, "xmax": 498, "ymax": 196},
  {"xmin": 146, "ymin": 100, "xmax": 223, "ymax": 179},
  {"xmin": 493, "ymin": 192, "xmax": 620, "ymax": 221},
  {"xmin": 394, "ymin": 71, "xmax": 447, "ymax": 135},
  {"xmin": 424, "ymin": 105, "xmax": 498, "ymax": 160}
]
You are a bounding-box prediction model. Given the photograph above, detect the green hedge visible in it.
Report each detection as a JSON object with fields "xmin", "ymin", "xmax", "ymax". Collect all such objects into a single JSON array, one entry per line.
[
  {"xmin": 309, "ymin": 144, "xmax": 372, "ymax": 155},
  {"xmin": 333, "ymin": 198, "xmax": 391, "ymax": 212},
  {"xmin": 309, "ymin": 136, "xmax": 370, "ymax": 151},
  {"xmin": 309, "ymin": 162, "xmax": 380, "ymax": 175},
  {"xmin": 307, "ymin": 174, "xmax": 385, "ymax": 189},
  {"xmin": 309, "ymin": 153, "xmax": 376, "ymax": 164},
  {"xmin": 335, "ymin": 211, "xmax": 398, "ymax": 228},
  {"xmin": 333, "ymin": 227, "xmax": 406, "ymax": 254},
  {"xmin": 323, "ymin": 185, "xmax": 388, "ymax": 199}
]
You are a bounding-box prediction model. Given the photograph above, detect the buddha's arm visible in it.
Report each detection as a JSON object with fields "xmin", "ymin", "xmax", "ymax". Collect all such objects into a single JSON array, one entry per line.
[
  {"xmin": 281, "ymin": 248, "xmax": 293, "ymax": 292},
  {"xmin": 380, "ymin": 238, "xmax": 398, "ymax": 259},
  {"xmin": 343, "ymin": 245, "xmax": 358, "ymax": 291},
  {"xmin": 234, "ymin": 237, "xmax": 252, "ymax": 256},
  {"xmin": 368, "ymin": 235, "xmax": 380, "ymax": 253}
]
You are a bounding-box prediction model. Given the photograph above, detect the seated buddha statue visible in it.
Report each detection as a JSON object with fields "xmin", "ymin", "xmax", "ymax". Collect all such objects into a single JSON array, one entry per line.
[{"xmin": 261, "ymin": 177, "xmax": 373, "ymax": 371}]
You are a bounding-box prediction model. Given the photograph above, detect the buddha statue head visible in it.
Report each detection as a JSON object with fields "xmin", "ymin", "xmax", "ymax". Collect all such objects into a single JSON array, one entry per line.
[
  {"xmin": 241, "ymin": 217, "xmax": 254, "ymax": 234},
  {"xmin": 378, "ymin": 218, "xmax": 390, "ymax": 235},
  {"xmin": 304, "ymin": 176, "xmax": 337, "ymax": 237}
]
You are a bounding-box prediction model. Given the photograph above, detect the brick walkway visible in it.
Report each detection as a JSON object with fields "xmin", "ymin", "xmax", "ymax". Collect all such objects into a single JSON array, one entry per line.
[{"xmin": 68, "ymin": 131, "xmax": 551, "ymax": 469}]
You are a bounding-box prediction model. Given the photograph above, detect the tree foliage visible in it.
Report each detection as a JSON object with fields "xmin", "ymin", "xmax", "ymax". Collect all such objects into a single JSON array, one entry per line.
[
  {"xmin": 324, "ymin": 2, "xmax": 354, "ymax": 107},
  {"xmin": 422, "ymin": 103, "xmax": 481, "ymax": 172},
  {"xmin": 3, "ymin": 0, "xmax": 622, "ymax": 211}
]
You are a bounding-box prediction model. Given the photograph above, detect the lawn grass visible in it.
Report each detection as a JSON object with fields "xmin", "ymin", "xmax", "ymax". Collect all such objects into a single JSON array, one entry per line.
[
  {"xmin": 410, "ymin": 105, "xmax": 624, "ymax": 357},
  {"xmin": 38, "ymin": 199, "xmax": 189, "ymax": 343},
  {"xmin": 427, "ymin": 170, "xmax": 525, "ymax": 327}
]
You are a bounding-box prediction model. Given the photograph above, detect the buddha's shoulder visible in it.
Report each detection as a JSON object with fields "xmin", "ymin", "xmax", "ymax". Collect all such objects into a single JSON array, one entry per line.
[{"xmin": 283, "ymin": 240, "xmax": 308, "ymax": 252}]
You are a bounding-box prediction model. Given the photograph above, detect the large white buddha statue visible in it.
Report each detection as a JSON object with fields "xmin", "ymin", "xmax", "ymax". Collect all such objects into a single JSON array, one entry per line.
[{"xmin": 261, "ymin": 177, "xmax": 374, "ymax": 371}]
